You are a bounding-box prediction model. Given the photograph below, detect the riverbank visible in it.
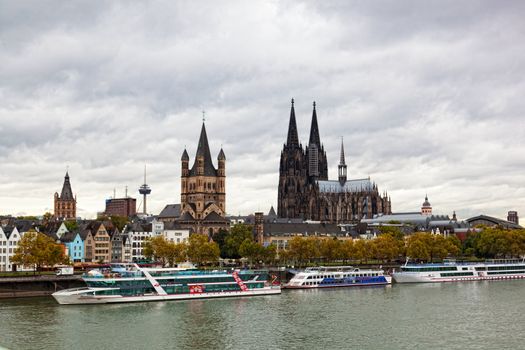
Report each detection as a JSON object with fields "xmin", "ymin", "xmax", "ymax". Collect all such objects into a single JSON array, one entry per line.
[{"xmin": 0, "ymin": 275, "xmax": 84, "ymax": 299}]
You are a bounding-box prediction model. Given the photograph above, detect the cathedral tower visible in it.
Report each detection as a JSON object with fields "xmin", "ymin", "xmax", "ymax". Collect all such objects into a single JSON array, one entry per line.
[
  {"xmin": 306, "ymin": 102, "xmax": 328, "ymax": 182},
  {"xmin": 277, "ymin": 99, "xmax": 307, "ymax": 218},
  {"xmin": 54, "ymin": 171, "xmax": 77, "ymax": 220}
]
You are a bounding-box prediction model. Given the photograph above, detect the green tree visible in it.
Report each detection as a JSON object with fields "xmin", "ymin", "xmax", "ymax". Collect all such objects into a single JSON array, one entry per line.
[
  {"xmin": 378, "ymin": 226, "xmax": 404, "ymax": 241},
  {"xmin": 64, "ymin": 220, "xmax": 78, "ymax": 232},
  {"xmin": 12, "ymin": 232, "xmax": 69, "ymax": 271},
  {"xmin": 239, "ymin": 239, "xmax": 265, "ymax": 267},
  {"xmin": 224, "ymin": 224, "xmax": 254, "ymax": 259},
  {"xmin": 212, "ymin": 229, "xmax": 230, "ymax": 258}
]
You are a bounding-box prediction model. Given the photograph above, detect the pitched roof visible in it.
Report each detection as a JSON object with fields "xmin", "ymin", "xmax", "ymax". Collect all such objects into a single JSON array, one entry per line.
[
  {"xmin": 60, "ymin": 172, "xmax": 74, "ymax": 200},
  {"xmin": 203, "ymin": 212, "xmax": 229, "ymax": 222},
  {"xmin": 466, "ymin": 215, "xmax": 523, "ymax": 229},
  {"xmin": 263, "ymin": 222, "xmax": 346, "ymax": 236},
  {"xmin": 158, "ymin": 204, "xmax": 181, "ymax": 218},
  {"xmin": 189, "ymin": 122, "xmax": 217, "ymax": 176},
  {"xmin": 317, "ymin": 178, "xmax": 373, "ymax": 193},
  {"xmin": 218, "ymin": 148, "xmax": 226, "ymax": 160}
]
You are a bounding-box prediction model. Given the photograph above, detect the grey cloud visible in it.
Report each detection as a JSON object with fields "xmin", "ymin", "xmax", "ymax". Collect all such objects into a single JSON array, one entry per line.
[{"xmin": 1, "ymin": 1, "xmax": 524, "ymax": 219}]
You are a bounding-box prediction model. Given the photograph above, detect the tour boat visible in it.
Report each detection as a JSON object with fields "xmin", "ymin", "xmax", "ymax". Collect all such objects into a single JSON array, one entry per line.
[
  {"xmin": 52, "ymin": 263, "xmax": 280, "ymax": 304},
  {"xmin": 283, "ymin": 266, "xmax": 392, "ymax": 289},
  {"xmin": 392, "ymin": 258, "xmax": 525, "ymax": 283}
]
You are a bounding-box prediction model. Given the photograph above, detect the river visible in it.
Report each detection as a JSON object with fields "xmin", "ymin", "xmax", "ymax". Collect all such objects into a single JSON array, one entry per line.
[{"xmin": 0, "ymin": 281, "xmax": 523, "ymax": 349}]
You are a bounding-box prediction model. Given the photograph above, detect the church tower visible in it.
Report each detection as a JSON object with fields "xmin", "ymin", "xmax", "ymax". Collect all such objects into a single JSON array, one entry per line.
[
  {"xmin": 179, "ymin": 122, "xmax": 228, "ymax": 235},
  {"xmin": 277, "ymin": 99, "xmax": 308, "ymax": 219},
  {"xmin": 306, "ymin": 101, "xmax": 328, "ymax": 182},
  {"xmin": 421, "ymin": 195, "xmax": 432, "ymax": 216},
  {"xmin": 54, "ymin": 171, "xmax": 77, "ymax": 220}
]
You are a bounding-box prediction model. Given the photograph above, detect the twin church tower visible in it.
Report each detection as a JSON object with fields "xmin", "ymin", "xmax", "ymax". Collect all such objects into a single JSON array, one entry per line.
[
  {"xmin": 53, "ymin": 100, "xmax": 390, "ymax": 230},
  {"xmin": 278, "ymin": 99, "xmax": 391, "ymax": 222}
]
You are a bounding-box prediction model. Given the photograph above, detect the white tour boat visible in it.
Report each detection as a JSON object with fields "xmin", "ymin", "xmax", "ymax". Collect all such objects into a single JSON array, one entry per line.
[
  {"xmin": 52, "ymin": 263, "xmax": 280, "ymax": 304},
  {"xmin": 393, "ymin": 258, "xmax": 525, "ymax": 283},
  {"xmin": 283, "ymin": 266, "xmax": 392, "ymax": 289}
]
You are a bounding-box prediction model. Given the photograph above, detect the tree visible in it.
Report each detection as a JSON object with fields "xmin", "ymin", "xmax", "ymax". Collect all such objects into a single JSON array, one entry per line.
[
  {"xmin": 239, "ymin": 239, "xmax": 265, "ymax": 267},
  {"xmin": 353, "ymin": 239, "xmax": 367, "ymax": 263},
  {"xmin": 96, "ymin": 214, "xmax": 129, "ymax": 231},
  {"xmin": 378, "ymin": 226, "xmax": 404, "ymax": 241},
  {"xmin": 406, "ymin": 233, "xmax": 431, "ymax": 261},
  {"xmin": 187, "ymin": 234, "xmax": 220, "ymax": 265},
  {"xmin": 42, "ymin": 212, "xmax": 53, "ymax": 223},
  {"xmin": 224, "ymin": 224, "xmax": 254, "ymax": 259},
  {"xmin": 212, "ymin": 229, "xmax": 229, "ymax": 258},
  {"xmin": 320, "ymin": 238, "xmax": 343, "ymax": 262},
  {"xmin": 64, "ymin": 220, "xmax": 78, "ymax": 232},
  {"xmin": 373, "ymin": 234, "xmax": 400, "ymax": 262},
  {"xmin": 143, "ymin": 236, "xmax": 170, "ymax": 266},
  {"xmin": 12, "ymin": 232, "xmax": 69, "ymax": 271}
]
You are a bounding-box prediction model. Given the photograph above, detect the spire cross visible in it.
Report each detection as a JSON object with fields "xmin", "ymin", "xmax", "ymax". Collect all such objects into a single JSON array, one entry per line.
[{"xmin": 202, "ymin": 110, "xmax": 206, "ymax": 122}]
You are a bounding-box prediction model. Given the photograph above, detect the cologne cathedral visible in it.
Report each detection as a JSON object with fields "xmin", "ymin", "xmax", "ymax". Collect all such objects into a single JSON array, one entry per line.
[{"xmin": 277, "ymin": 99, "xmax": 391, "ymax": 223}]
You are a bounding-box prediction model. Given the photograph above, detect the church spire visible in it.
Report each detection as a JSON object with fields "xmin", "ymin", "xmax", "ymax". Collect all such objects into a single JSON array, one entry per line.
[
  {"xmin": 308, "ymin": 101, "xmax": 321, "ymax": 147},
  {"xmin": 190, "ymin": 121, "xmax": 217, "ymax": 176},
  {"xmin": 60, "ymin": 171, "xmax": 74, "ymax": 200},
  {"xmin": 286, "ymin": 98, "xmax": 299, "ymax": 147},
  {"xmin": 338, "ymin": 137, "xmax": 347, "ymax": 185}
]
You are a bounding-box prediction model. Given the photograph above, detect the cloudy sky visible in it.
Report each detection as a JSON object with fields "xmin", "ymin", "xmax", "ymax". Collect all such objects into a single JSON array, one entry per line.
[{"xmin": 1, "ymin": 1, "xmax": 524, "ymax": 220}]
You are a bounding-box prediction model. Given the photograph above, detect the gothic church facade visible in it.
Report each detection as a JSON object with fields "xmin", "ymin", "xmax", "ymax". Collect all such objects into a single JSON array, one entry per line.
[{"xmin": 278, "ymin": 100, "xmax": 391, "ymax": 223}]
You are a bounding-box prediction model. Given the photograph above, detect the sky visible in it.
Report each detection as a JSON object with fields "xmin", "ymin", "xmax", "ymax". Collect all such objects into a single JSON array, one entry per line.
[{"xmin": 1, "ymin": 1, "xmax": 524, "ymax": 220}]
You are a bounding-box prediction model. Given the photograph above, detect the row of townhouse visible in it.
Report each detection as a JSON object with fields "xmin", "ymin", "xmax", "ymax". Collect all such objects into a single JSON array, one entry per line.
[{"xmin": 0, "ymin": 218, "xmax": 191, "ymax": 269}]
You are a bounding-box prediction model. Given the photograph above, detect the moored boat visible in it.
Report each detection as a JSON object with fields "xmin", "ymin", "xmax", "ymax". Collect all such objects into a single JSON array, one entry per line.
[
  {"xmin": 283, "ymin": 266, "xmax": 392, "ymax": 289},
  {"xmin": 392, "ymin": 258, "xmax": 525, "ymax": 283},
  {"xmin": 52, "ymin": 263, "xmax": 280, "ymax": 304}
]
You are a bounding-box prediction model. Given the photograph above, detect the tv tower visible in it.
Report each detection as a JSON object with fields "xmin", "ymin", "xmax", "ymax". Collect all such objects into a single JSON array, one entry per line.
[{"xmin": 138, "ymin": 165, "xmax": 151, "ymax": 214}]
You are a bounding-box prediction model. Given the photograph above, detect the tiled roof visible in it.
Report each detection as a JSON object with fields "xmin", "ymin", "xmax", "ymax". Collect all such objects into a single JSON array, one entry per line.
[{"xmin": 158, "ymin": 204, "xmax": 181, "ymax": 218}]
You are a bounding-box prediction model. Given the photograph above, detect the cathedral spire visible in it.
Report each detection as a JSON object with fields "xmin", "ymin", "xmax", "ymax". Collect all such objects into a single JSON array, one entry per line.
[
  {"xmin": 338, "ymin": 137, "xmax": 347, "ymax": 185},
  {"xmin": 60, "ymin": 171, "xmax": 74, "ymax": 200},
  {"xmin": 308, "ymin": 101, "xmax": 321, "ymax": 147},
  {"xmin": 339, "ymin": 137, "xmax": 346, "ymax": 165},
  {"xmin": 286, "ymin": 98, "xmax": 300, "ymax": 147}
]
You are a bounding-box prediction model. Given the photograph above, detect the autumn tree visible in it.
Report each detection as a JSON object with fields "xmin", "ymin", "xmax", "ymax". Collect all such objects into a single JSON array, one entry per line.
[
  {"xmin": 187, "ymin": 234, "xmax": 220, "ymax": 265},
  {"xmin": 373, "ymin": 234, "xmax": 401, "ymax": 262},
  {"xmin": 12, "ymin": 232, "xmax": 69, "ymax": 271}
]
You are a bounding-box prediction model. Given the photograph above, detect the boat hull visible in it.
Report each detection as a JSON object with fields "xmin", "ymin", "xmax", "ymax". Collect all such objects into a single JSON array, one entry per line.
[
  {"xmin": 393, "ymin": 273, "xmax": 525, "ymax": 283},
  {"xmin": 283, "ymin": 281, "xmax": 391, "ymax": 289},
  {"xmin": 53, "ymin": 287, "xmax": 281, "ymax": 305}
]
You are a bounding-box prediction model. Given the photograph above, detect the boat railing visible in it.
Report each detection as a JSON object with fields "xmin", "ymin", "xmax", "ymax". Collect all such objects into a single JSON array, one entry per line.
[{"xmin": 484, "ymin": 258, "xmax": 525, "ymax": 264}]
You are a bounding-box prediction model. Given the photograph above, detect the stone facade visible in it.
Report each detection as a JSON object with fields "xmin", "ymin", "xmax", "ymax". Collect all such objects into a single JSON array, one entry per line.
[
  {"xmin": 54, "ymin": 172, "xmax": 76, "ymax": 220},
  {"xmin": 278, "ymin": 100, "xmax": 391, "ymax": 223},
  {"xmin": 177, "ymin": 122, "xmax": 229, "ymax": 235}
]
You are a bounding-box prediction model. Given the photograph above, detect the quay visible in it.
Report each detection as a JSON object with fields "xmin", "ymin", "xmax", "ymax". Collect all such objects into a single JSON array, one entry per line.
[{"xmin": 0, "ymin": 274, "xmax": 85, "ymax": 299}]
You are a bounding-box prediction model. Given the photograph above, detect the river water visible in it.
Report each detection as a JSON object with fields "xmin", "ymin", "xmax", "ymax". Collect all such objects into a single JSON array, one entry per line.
[{"xmin": 0, "ymin": 281, "xmax": 523, "ymax": 350}]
